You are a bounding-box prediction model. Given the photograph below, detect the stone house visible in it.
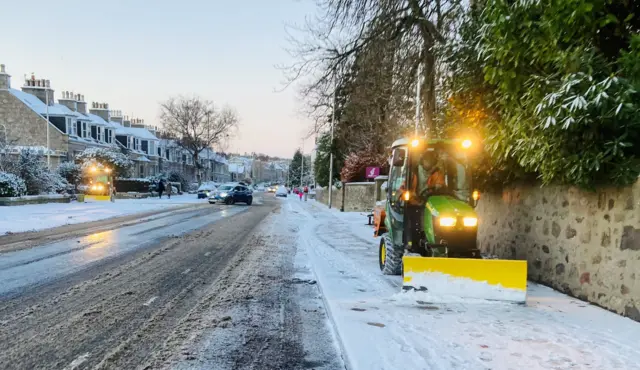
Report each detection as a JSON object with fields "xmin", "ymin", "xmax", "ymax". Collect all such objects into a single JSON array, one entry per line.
[
  {"xmin": 0, "ymin": 64, "xmax": 161, "ymax": 175},
  {"xmin": 0, "ymin": 66, "xmax": 68, "ymax": 167}
]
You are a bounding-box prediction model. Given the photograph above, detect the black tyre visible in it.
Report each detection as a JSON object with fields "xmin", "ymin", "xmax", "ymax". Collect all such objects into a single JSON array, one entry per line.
[
  {"xmin": 246, "ymin": 198, "xmax": 252, "ymax": 205},
  {"xmin": 379, "ymin": 233, "xmax": 403, "ymax": 275}
]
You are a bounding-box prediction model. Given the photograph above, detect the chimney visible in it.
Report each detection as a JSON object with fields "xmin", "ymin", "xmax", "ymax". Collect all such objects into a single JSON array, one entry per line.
[
  {"xmin": 58, "ymin": 91, "xmax": 78, "ymax": 111},
  {"xmin": 75, "ymin": 94, "xmax": 87, "ymax": 114},
  {"xmin": 89, "ymin": 102, "xmax": 110, "ymax": 122},
  {"xmin": 21, "ymin": 74, "xmax": 55, "ymax": 105},
  {"xmin": 123, "ymin": 115, "xmax": 132, "ymax": 127},
  {"xmin": 0, "ymin": 64, "xmax": 11, "ymax": 90},
  {"xmin": 131, "ymin": 117, "xmax": 146, "ymax": 128},
  {"xmin": 111, "ymin": 109, "xmax": 123, "ymax": 124}
]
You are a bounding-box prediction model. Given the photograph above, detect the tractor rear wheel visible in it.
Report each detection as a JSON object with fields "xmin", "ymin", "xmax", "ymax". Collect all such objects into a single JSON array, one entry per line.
[{"xmin": 379, "ymin": 233, "xmax": 402, "ymax": 275}]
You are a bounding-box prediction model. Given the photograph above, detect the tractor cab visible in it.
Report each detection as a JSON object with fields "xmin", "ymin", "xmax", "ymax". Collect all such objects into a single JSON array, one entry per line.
[{"xmin": 385, "ymin": 138, "xmax": 480, "ymax": 261}]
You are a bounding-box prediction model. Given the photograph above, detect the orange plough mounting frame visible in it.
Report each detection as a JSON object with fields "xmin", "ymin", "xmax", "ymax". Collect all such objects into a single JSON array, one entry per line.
[{"xmin": 373, "ymin": 205, "xmax": 386, "ymax": 237}]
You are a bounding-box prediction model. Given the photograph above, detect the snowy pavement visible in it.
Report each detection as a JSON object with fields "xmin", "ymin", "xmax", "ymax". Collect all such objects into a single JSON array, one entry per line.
[
  {"xmin": 0, "ymin": 194, "xmax": 208, "ymax": 235},
  {"xmin": 283, "ymin": 196, "xmax": 640, "ymax": 370}
]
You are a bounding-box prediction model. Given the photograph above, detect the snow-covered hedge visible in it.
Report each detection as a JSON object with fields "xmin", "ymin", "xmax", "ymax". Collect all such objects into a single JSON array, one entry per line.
[
  {"xmin": 77, "ymin": 147, "xmax": 133, "ymax": 178},
  {"xmin": 57, "ymin": 161, "xmax": 82, "ymax": 188},
  {"xmin": 0, "ymin": 172, "xmax": 27, "ymax": 197}
]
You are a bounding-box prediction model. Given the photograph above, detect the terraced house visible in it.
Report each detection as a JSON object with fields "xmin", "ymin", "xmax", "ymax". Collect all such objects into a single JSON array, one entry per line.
[
  {"xmin": 0, "ymin": 63, "xmax": 230, "ymax": 182},
  {"xmin": 0, "ymin": 64, "xmax": 156, "ymax": 171}
]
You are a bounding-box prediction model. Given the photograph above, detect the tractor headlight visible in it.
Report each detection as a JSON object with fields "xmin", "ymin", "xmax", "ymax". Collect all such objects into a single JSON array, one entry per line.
[
  {"xmin": 463, "ymin": 217, "xmax": 478, "ymax": 227},
  {"xmin": 439, "ymin": 217, "xmax": 456, "ymax": 227}
]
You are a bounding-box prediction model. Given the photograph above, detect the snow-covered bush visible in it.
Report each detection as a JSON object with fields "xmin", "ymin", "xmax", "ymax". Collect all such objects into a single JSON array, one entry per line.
[
  {"xmin": 57, "ymin": 162, "xmax": 82, "ymax": 189},
  {"xmin": 167, "ymin": 171, "xmax": 190, "ymax": 192},
  {"xmin": 0, "ymin": 172, "xmax": 26, "ymax": 197},
  {"xmin": 42, "ymin": 171, "xmax": 69, "ymax": 193},
  {"xmin": 77, "ymin": 147, "xmax": 133, "ymax": 178},
  {"xmin": 12, "ymin": 150, "xmax": 53, "ymax": 195}
]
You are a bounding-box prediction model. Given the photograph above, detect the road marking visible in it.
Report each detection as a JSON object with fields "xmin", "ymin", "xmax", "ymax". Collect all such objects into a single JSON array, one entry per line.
[
  {"xmin": 63, "ymin": 352, "xmax": 90, "ymax": 370},
  {"xmin": 204, "ymin": 252, "xmax": 211, "ymax": 257},
  {"xmin": 143, "ymin": 296, "xmax": 158, "ymax": 306},
  {"xmin": 182, "ymin": 268, "xmax": 191, "ymax": 275}
]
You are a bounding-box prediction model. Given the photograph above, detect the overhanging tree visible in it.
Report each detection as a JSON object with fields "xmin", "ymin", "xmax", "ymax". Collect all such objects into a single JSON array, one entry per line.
[{"xmin": 447, "ymin": 0, "xmax": 640, "ymax": 189}]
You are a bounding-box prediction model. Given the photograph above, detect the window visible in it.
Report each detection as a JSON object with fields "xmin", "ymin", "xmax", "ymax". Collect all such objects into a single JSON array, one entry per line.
[
  {"xmin": 99, "ymin": 127, "xmax": 105, "ymax": 142},
  {"xmin": 65, "ymin": 117, "xmax": 75, "ymax": 135},
  {"xmin": 81, "ymin": 122, "xmax": 89, "ymax": 138},
  {"xmin": 389, "ymin": 147, "xmax": 407, "ymax": 211}
]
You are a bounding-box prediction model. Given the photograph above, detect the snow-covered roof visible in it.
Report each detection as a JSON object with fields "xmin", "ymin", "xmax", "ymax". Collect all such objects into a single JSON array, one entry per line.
[
  {"xmin": 9, "ymin": 89, "xmax": 70, "ymax": 116},
  {"xmin": 201, "ymin": 148, "xmax": 228, "ymax": 164},
  {"xmin": 112, "ymin": 124, "xmax": 158, "ymax": 141}
]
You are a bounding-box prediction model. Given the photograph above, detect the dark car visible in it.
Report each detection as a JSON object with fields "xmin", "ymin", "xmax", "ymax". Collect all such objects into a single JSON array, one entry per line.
[{"xmin": 209, "ymin": 184, "xmax": 253, "ymax": 205}]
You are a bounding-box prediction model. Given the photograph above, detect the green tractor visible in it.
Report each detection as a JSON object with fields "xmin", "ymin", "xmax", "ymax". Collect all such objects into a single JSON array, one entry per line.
[
  {"xmin": 376, "ymin": 137, "xmax": 528, "ymax": 302},
  {"xmin": 377, "ymin": 137, "xmax": 481, "ymax": 275}
]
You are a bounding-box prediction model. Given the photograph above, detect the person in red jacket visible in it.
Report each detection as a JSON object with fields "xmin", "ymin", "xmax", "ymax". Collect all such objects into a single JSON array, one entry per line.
[{"xmin": 303, "ymin": 185, "xmax": 309, "ymax": 201}]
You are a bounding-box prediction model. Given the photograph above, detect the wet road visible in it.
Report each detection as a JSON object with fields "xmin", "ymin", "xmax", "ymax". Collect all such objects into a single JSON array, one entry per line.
[
  {"xmin": 0, "ymin": 195, "xmax": 343, "ymax": 370},
  {"xmin": 0, "ymin": 205, "xmax": 247, "ymax": 296}
]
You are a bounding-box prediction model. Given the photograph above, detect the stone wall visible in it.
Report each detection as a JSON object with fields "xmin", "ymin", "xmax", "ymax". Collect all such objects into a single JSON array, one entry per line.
[
  {"xmin": 315, "ymin": 182, "xmax": 377, "ymax": 212},
  {"xmin": 477, "ymin": 182, "xmax": 640, "ymax": 321},
  {"xmin": 315, "ymin": 187, "xmax": 343, "ymax": 209},
  {"xmin": 343, "ymin": 183, "xmax": 376, "ymax": 212},
  {"xmin": 0, "ymin": 90, "xmax": 68, "ymax": 152}
]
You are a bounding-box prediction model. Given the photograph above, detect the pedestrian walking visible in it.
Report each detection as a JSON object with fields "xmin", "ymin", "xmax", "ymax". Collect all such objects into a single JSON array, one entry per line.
[
  {"xmin": 298, "ymin": 188, "xmax": 303, "ymax": 201},
  {"xmin": 157, "ymin": 180, "xmax": 165, "ymax": 199},
  {"xmin": 303, "ymin": 185, "xmax": 309, "ymax": 201},
  {"xmin": 166, "ymin": 181, "xmax": 172, "ymax": 199}
]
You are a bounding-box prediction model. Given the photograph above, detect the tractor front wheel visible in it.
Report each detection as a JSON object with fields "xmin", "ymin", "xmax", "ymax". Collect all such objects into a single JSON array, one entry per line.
[{"xmin": 379, "ymin": 233, "xmax": 402, "ymax": 275}]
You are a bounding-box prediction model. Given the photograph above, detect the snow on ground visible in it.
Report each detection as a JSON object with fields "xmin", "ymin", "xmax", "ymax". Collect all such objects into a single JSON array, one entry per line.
[
  {"xmin": 0, "ymin": 194, "xmax": 208, "ymax": 235},
  {"xmin": 281, "ymin": 196, "xmax": 640, "ymax": 370}
]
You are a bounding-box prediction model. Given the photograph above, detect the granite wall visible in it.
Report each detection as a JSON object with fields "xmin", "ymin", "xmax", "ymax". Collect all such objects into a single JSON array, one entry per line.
[{"xmin": 477, "ymin": 183, "xmax": 640, "ymax": 321}]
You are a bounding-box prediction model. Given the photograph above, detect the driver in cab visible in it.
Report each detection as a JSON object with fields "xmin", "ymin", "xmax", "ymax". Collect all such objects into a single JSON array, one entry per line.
[
  {"xmin": 418, "ymin": 152, "xmax": 445, "ymax": 192},
  {"xmin": 398, "ymin": 152, "xmax": 445, "ymax": 202}
]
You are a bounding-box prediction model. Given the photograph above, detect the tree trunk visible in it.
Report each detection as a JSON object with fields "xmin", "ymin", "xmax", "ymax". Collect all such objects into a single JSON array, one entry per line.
[
  {"xmin": 422, "ymin": 50, "xmax": 436, "ymax": 136},
  {"xmin": 193, "ymin": 151, "xmax": 201, "ymax": 185}
]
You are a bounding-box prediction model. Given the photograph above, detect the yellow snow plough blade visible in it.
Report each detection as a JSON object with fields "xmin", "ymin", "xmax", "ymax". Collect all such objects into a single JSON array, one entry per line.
[{"xmin": 402, "ymin": 256, "xmax": 528, "ymax": 303}]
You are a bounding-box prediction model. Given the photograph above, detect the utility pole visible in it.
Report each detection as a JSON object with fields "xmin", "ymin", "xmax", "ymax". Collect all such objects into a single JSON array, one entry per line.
[
  {"xmin": 414, "ymin": 62, "xmax": 422, "ymax": 136},
  {"xmin": 328, "ymin": 71, "xmax": 337, "ymax": 209},
  {"xmin": 45, "ymin": 81, "xmax": 51, "ymax": 168}
]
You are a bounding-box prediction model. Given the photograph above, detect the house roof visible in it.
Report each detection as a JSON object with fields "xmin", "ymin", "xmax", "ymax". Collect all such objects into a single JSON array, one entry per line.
[
  {"xmin": 112, "ymin": 123, "xmax": 158, "ymax": 141},
  {"xmin": 9, "ymin": 88, "xmax": 70, "ymax": 116}
]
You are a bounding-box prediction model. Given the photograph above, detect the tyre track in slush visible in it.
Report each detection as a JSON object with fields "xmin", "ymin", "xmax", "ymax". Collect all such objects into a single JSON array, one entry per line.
[{"xmin": 0, "ymin": 200, "xmax": 277, "ymax": 370}]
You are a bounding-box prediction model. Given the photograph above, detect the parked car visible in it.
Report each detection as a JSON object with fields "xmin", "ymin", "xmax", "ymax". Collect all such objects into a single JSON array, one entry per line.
[
  {"xmin": 208, "ymin": 184, "xmax": 253, "ymax": 205},
  {"xmin": 197, "ymin": 182, "xmax": 217, "ymax": 199},
  {"xmin": 275, "ymin": 185, "xmax": 288, "ymax": 198}
]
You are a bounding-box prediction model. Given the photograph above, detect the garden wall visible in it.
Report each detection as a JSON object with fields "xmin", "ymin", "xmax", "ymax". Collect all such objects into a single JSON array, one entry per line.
[
  {"xmin": 477, "ymin": 182, "xmax": 640, "ymax": 321},
  {"xmin": 0, "ymin": 194, "xmax": 71, "ymax": 206}
]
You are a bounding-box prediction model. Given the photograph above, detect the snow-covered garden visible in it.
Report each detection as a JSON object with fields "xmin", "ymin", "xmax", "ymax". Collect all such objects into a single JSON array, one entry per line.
[{"xmin": 0, "ymin": 147, "xmax": 192, "ymax": 200}]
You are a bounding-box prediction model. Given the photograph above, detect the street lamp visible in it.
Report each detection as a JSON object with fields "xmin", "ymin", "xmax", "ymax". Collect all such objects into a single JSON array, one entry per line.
[{"xmin": 45, "ymin": 81, "xmax": 51, "ymax": 168}]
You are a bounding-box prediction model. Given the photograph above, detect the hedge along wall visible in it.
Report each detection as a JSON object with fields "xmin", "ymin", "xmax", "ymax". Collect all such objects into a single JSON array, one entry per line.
[
  {"xmin": 114, "ymin": 179, "xmax": 152, "ymax": 193},
  {"xmin": 476, "ymin": 182, "xmax": 640, "ymax": 321}
]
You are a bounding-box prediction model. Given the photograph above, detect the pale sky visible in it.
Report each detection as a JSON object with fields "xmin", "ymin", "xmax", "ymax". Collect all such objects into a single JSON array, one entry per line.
[{"xmin": 1, "ymin": 0, "xmax": 316, "ymax": 158}]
